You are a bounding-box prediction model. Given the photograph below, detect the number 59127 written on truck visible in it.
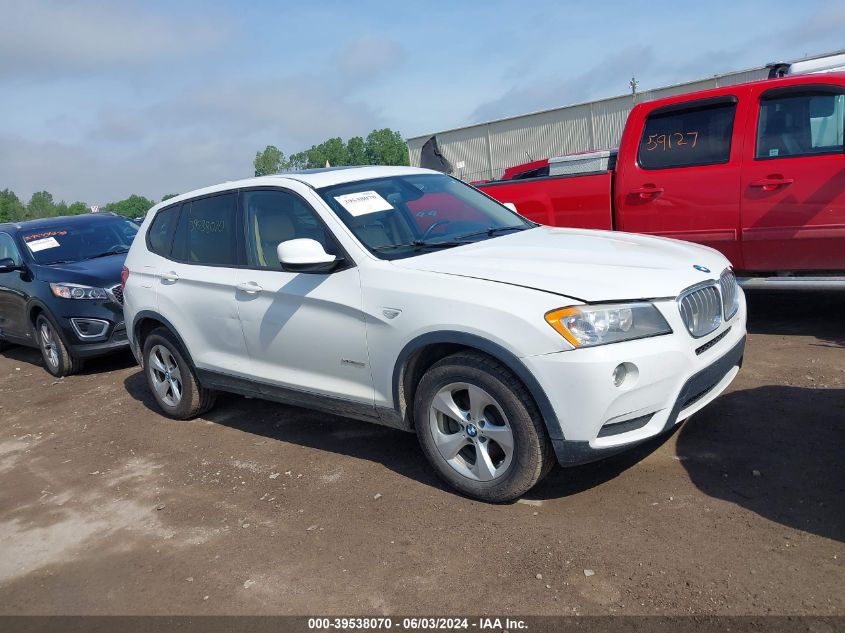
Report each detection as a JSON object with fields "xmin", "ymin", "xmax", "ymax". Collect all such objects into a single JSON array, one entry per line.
[{"xmin": 477, "ymin": 65, "xmax": 845, "ymax": 290}]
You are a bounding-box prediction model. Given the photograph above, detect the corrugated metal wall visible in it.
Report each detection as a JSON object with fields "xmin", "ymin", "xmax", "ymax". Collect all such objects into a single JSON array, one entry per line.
[{"xmin": 407, "ymin": 67, "xmax": 769, "ymax": 181}]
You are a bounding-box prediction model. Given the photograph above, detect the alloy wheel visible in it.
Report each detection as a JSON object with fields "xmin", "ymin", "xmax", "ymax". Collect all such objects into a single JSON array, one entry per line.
[
  {"xmin": 149, "ymin": 344, "xmax": 183, "ymax": 407},
  {"xmin": 428, "ymin": 382, "xmax": 515, "ymax": 482},
  {"xmin": 39, "ymin": 322, "xmax": 59, "ymax": 369}
]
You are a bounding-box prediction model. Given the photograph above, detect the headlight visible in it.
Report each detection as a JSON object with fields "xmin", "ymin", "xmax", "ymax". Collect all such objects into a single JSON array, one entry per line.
[
  {"xmin": 545, "ymin": 302, "xmax": 672, "ymax": 348},
  {"xmin": 50, "ymin": 283, "xmax": 109, "ymax": 300}
]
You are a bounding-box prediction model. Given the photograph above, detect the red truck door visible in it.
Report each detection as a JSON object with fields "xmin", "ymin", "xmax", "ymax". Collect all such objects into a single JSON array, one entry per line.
[
  {"xmin": 615, "ymin": 94, "xmax": 747, "ymax": 266},
  {"xmin": 739, "ymin": 83, "xmax": 845, "ymax": 271}
]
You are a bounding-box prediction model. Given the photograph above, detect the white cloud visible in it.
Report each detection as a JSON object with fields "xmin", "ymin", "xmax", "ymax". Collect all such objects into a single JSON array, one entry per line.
[
  {"xmin": 335, "ymin": 36, "xmax": 405, "ymax": 80},
  {"xmin": 1, "ymin": 73, "xmax": 382, "ymax": 203},
  {"xmin": 0, "ymin": 0, "xmax": 228, "ymax": 79}
]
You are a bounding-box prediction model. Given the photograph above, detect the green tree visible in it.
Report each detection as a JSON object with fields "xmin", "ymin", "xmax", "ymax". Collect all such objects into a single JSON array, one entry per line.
[
  {"xmin": 0, "ymin": 189, "xmax": 25, "ymax": 222},
  {"xmin": 305, "ymin": 137, "xmax": 349, "ymax": 168},
  {"xmin": 254, "ymin": 145, "xmax": 286, "ymax": 176},
  {"xmin": 104, "ymin": 194, "xmax": 154, "ymax": 218},
  {"xmin": 67, "ymin": 202, "xmax": 89, "ymax": 215},
  {"xmin": 346, "ymin": 136, "xmax": 367, "ymax": 165},
  {"xmin": 288, "ymin": 151, "xmax": 308, "ymax": 170},
  {"xmin": 27, "ymin": 191, "xmax": 56, "ymax": 219},
  {"xmin": 252, "ymin": 127, "xmax": 409, "ymax": 172},
  {"xmin": 365, "ymin": 128, "xmax": 409, "ymax": 166},
  {"xmin": 161, "ymin": 193, "xmax": 178, "ymax": 201}
]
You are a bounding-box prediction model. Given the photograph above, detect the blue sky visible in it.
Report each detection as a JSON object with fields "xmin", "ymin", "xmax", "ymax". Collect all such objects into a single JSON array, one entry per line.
[{"xmin": 1, "ymin": 0, "xmax": 842, "ymax": 203}]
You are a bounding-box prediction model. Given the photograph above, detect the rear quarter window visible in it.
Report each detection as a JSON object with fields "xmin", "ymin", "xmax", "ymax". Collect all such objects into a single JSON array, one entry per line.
[
  {"xmin": 638, "ymin": 101, "xmax": 737, "ymax": 169},
  {"xmin": 147, "ymin": 205, "xmax": 180, "ymax": 256}
]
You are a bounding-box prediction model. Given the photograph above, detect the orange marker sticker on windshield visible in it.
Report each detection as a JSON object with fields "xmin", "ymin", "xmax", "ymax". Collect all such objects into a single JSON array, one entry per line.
[{"xmin": 334, "ymin": 191, "xmax": 393, "ymax": 217}]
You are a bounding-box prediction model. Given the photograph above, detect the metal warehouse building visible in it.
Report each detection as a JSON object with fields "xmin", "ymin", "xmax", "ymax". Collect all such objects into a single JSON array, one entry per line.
[{"xmin": 406, "ymin": 52, "xmax": 840, "ymax": 182}]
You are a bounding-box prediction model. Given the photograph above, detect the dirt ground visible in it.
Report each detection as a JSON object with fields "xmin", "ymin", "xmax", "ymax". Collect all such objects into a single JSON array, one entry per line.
[{"xmin": 0, "ymin": 291, "xmax": 842, "ymax": 616}]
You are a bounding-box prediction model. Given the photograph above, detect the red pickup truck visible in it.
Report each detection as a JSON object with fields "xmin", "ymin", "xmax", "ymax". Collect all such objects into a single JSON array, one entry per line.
[{"xmin": 477, "ymin": 73, "xmax": 845, "ymax": 289}]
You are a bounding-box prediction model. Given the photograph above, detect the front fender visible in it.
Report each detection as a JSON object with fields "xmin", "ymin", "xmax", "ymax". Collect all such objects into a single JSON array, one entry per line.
[{"xmin": 392, "ymin": 330, "xmax": 564, "ymax": 441}]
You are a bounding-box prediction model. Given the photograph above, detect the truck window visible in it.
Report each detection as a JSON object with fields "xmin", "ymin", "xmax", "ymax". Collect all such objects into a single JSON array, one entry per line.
[
  {"xmin": 756, "ymin": 91, "xmax": 845, "ymax": 159},
  {"xmin": 638, "ymin": 102, "xmax": 736, "ymax": 170}
]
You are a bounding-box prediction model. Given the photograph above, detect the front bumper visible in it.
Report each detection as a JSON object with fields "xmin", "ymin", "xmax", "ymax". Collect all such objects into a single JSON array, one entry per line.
[
  {"xmin": 52, "ymin": 301, "xmax": 130, "ymax": 359},
  {"xmin": 65, "ymin": 321, "xmax": 129, "ymax": 358},
  {"xmin": 522, "ymin": 296, "xmax": 746, "ymax": 466}
]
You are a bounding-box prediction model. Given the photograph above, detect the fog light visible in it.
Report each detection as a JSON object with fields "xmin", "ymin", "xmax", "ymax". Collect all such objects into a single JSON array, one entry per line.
[
  {"xmin": 612, "ymin": 364, "xmax": 627, "ymax": 387},
  {"xmin": 70, "ymin": 318, "xmax": 109, "ymax": 339},
  {"xmin": 612, "ymin": 362, "xmax": 639, "ymax": 388}
]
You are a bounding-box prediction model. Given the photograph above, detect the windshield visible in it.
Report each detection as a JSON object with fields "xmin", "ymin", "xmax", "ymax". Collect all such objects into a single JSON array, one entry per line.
[
  {"xmin": 317, "ymin": 173, "xmax": 534, "ymax": 259},
  {"xmin": 21, "ymin": 217, "xmax": 139, "ymax": 265}
]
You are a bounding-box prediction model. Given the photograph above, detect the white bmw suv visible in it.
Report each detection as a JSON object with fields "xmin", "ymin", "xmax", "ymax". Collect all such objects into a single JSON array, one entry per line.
[{"xmin": 123, "ymin": 166, "xmax": 746, "ymax": 502}]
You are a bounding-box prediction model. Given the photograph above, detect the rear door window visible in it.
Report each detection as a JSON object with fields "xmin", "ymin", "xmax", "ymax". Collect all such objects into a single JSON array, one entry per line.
[
  {"xmin": 638, "ymin": 101, "xmax": 737, "ymax": 169},
  {"xmin": 172, "ymin": 193, "xmax": 238, "ymax": 266},
  {"xmin": 756, "ymin": 89, "xmax": 845, "ymax": 159}
]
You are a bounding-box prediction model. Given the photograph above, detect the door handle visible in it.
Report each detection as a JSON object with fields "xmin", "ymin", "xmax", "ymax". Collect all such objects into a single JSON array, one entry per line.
[
  {"xmin": 159, "ymin": 271, "xmax": 179, "ymax": 282},
  {"xmin": 750, "ymin": 177, "xmax": 794, "ymax": 191},
  {"xmin": 236, "ymin": 281, "xmax": 263, "ymax": 294},
  {"xmin": 630, "ymin": 186, "xmax": 664, "ymax": 199}
]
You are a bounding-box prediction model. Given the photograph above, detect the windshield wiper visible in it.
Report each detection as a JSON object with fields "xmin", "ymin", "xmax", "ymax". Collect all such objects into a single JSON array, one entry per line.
[
  {"xmin": 453, "ymin": 225, "xmax": 530, "ymax": 241},
  {"xmin": 83, "ymin": 249, "xmax": 129, "ymax": 260},
  {"xmin": 373, "ymin": 239, "xmax": 470, "ymax": 252}
]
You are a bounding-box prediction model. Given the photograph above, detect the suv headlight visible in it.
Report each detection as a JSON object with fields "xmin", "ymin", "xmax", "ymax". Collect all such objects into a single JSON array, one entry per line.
[
  {"xmin": 545, "ymin": 302, "xmax": 672, "ymax": 348},
  {"xmin": 50, "ymin": 283, "xmax": 109, "ymax": 300}
]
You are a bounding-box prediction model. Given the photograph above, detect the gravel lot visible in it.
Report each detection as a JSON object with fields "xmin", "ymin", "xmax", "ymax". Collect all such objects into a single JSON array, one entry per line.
[{"xmin": 0, "ymin": 291, "xmax": 842, "ymax": 616}]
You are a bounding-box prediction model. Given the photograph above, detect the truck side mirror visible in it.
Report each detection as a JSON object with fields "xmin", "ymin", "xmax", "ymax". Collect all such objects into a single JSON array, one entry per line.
[
  {"xmin": 278, "ymin": 239, "xmax": 340, "ymax": 273},
  {"xmin": 0, "ymin": 257, "xmax": 20, "ymax": 273}
]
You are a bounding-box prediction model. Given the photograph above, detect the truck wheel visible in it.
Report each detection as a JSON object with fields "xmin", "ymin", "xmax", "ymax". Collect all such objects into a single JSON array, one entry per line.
[
  {"xmin": 36, "ymin": 314, "xmax": 83, "ymax": 377},
  {"xmin": 142, "ymin": 327, "xmax": 215, "ymax": 419},
  {"xmin": 414, "ymin": 351, "xmax": 554, "ymax": 503}
]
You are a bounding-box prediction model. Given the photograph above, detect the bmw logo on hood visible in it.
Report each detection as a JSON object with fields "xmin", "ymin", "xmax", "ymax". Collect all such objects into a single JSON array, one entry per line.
[{"xmin": 693, "ymin": 264, "xmax": 711, "ymax": 273}]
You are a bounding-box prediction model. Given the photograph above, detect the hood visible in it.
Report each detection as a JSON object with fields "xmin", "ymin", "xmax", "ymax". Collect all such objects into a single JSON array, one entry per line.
[
  {"xmin": 393, "ymin": 227, "xmax": 728, "ymax": 302},
  {"xmin": 34, "ymin": 253, "xmax": 127, "ymax": 288}
]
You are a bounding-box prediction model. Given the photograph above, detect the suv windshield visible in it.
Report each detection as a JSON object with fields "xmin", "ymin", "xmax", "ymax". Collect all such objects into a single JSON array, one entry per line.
[
  {"xmin": 20, "ymin": 216, "xmax": 139, "ymax": 265},
  {"xmin": 317, "ymin": 173, "xmax": 534, "ymax": 259}
]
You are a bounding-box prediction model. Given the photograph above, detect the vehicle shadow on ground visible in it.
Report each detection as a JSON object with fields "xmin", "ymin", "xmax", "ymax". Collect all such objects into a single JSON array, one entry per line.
[
  {"xmin": 744, "ymin": 290, "xmax": 845, "ymax": 347},
  {"xmin": 123, "ymin": 369, "xmax": 672, "ymax": 502},
  {"xmin": 677, "ymin": 385, "xmax": 845, "ymax": 543},
  {"xmin": 0, "ymin": 344, "xmax": 136, "ymax": 375}
]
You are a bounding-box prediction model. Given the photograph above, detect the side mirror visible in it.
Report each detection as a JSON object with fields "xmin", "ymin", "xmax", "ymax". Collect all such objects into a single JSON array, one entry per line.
[
  {"xmin": 0, "ymin": 257, "xmax": 20, "ymax": 273},
  {"xmin": 278, "ymin": 239, "xmax": 339, "ymax": 273}
]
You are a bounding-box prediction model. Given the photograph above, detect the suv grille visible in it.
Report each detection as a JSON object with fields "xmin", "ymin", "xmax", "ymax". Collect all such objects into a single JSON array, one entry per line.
[
  {"xmin": 110, "ymin": 285, "xmax": 124, "ymax": 305},
  {"xmin": 720, "ymin": 269, "xmax": 738, "ymax": 319},
  {"xmin": 678, "ymin": 283, "xmax": 721, "ymax": 338}
]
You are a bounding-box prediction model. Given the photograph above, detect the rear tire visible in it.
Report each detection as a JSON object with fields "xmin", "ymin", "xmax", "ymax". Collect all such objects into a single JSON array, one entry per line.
[
  {"xmin": 414, "ymin": 351, "xmax": 554, "ymax": 503},
  {"xmin": 142, "ymin": 327, "xmax": 216, "ymax": 419},
  {"xmin": 36, "ymin": 314, "xmax": 83, "ymax": 377},
  {"xmin": 0, "ymin": 340, "xmax": 10, "ymax": 352}
]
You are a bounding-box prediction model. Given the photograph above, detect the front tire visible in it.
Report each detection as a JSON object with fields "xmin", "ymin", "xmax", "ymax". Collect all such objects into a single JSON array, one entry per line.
[
  {"xmin": 36, "ymin": 314, "xmax": 83, "ymax": 377},
  {"xmin": 414, "ymin": 351, "xmax": 554, "ymax": 503},
  {"xmin": 142, "ymin": 327, "xmax": 216, "ymax": 419}
]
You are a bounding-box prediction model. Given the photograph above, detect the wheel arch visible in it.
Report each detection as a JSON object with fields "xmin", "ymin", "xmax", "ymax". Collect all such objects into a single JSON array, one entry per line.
[
  {"xmin": 131, "ymin": 310, "xmax": 195, "ymax": 370},
  {"xmin": 392, "ymin": 331, "xmax": 563, "ymax": 439}
]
